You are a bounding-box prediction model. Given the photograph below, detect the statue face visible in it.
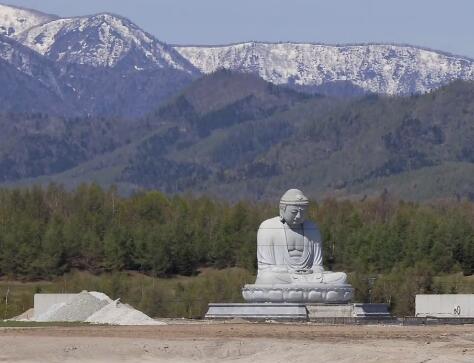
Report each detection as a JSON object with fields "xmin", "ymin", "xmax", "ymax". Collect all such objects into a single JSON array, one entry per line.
[{"xmin": 281, "ymin": 204, "xmax": 307, "ymax": 226}]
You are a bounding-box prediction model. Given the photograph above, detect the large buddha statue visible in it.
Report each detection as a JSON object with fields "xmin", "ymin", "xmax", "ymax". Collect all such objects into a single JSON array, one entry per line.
[{"xmin": 242, "ymin": 189, "xmax": 353, "ymax": 303}]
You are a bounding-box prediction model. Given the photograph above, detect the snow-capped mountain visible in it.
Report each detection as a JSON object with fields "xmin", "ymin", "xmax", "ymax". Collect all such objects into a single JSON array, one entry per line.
[
  {"xmin": 1, "ymin": 2, "xmax": 474, "ymax": 116},
  {"xmin": 175, "ymin": 42, "xmax": 474, "ymax": 95},
  {"xmin": 15, "ymin": 13, "xmax": 197, "ymax": 73},
  {"xmin": 0, "ymin": 3, "xmax": 57, "ymax": 36},
  {"xmin": 0, "ymin": 4, "xmax": 198, "ymax": 116}
]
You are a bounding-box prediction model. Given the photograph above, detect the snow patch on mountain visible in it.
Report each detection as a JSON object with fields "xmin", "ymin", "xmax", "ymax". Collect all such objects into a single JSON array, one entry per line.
[
  {"xmin": 175, "ymin": 42, "xmax": 474, "ymax": 95},
  {"xmin": 16, "ymin": 13, "xmax": 196, "ymax": 72},
  {"xmin": 0, "ymin": 34, "xmax": 30, "ymax": 71},
  {"xmin": 0, "ymin": 34, "xmax": 52, "ymax": 78},
  {"xmin": 0, "ymin": 34, "xmax": 65, "ymax": 103},
  {"xmin": 0, "ymin": 4, "xmax": 57, "ymax": 36}
]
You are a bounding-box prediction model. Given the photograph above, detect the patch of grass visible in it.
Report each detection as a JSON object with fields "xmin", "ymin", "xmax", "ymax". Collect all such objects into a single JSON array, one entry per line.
[{"xmin": 433, "ymin": 273, "xmax": 474, "ymax": 294}]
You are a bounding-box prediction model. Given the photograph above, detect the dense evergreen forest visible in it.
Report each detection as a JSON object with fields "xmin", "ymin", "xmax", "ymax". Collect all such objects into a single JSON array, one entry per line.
[{"xmin": 0, "ymin": 184, "xmax": 473, "ymax": 316}]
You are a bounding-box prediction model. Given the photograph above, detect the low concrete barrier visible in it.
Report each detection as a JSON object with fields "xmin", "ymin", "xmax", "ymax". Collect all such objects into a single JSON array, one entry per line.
[{"xmin": 416, "ymin": 294, "xmax": 474, "ymax": 318}]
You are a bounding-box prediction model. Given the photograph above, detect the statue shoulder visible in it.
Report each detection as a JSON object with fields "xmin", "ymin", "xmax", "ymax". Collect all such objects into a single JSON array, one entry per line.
[
  {"xmin": 257, "ymin": 217, "xmax": 281, "ymax": 245},
  {"xmin": 258, "ymin": 216, "xmax": 282, "ymax": 230}
]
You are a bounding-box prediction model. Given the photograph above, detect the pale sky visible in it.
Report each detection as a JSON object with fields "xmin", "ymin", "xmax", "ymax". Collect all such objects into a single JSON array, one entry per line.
[{"xmin": 3, "ymin": 0, "xmax": 474, "ymax": 58}]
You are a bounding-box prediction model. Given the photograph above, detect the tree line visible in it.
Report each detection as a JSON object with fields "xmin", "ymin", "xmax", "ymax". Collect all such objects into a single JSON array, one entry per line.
[{"xmin": 0, "ymin": 184, "xmax": 472, "ymax": 281}]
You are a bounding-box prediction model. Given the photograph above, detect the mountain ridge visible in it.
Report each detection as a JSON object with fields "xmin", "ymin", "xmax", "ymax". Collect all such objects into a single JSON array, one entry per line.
[
  {"xmin": 172, "ymin": 40, "xmax": 474, "ymax": 62},
  {"xmin": 175, "ymin": 42, "xmax": 474, "ymax": 95},
  {"xmin": 14, "ymin": 12, "xmax": 198, "ymax": 73},
  {"xmin": 1, "ymin": 2, "xmax": 474, "ymax": 111},
  {"xmin": 0, "ymin": 6, "xmax": 199, "ymax": 118}
]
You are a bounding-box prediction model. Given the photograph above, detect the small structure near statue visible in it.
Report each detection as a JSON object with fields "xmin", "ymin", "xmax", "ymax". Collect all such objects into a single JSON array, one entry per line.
[
  {"xmin": 206, "ymin": 189, "xmax": 390, "ymax": 320},
  {"xmin": 416, "ymin": 294, "xmax": 474, "ymax": 318}
]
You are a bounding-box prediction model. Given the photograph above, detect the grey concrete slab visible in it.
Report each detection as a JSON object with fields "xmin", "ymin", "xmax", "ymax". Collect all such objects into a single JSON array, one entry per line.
[
  {"xmin": 416, "ymin": 294, "xmax": 474, "ymax": 318},
  {"xmin": 306, "ymin": 303, "xmax": 353, "ymax": 318},
  {"xmin": 205, "ymin": 303, "xmax": 308, "ymax": 321},
  {"xmin": 352, "ymin": 303, "xmax": 391, "ymax": 318},
  {"xmin": 206, "ymin": 302, "xmax": 393, "ymax": 321}
]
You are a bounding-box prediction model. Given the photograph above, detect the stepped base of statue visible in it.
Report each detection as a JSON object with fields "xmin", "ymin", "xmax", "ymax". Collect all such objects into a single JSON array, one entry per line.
[
  {"xmin": 242, "ymin": 283, "xmax": 354, "ymax": 303},
  {"xmin": 205, "ymin": 302, "xmax": 391, "ymax": 321},
  {"xmin": 306, "ymin": 303, "xmax": 391, "ymax": 319},
  {"xmin": 352, "ymin": 303, "xmax": 391, "ymax": 318},
  {"xmin": 205, "ymin": 303, "xmax": 307, "ymax": 320}
]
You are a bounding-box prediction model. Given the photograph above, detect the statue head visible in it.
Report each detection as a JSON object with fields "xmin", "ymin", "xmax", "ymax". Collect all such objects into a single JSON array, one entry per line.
[{"xmin": 279, "ymin": 189, "xmax": 309, "ymax": 227}]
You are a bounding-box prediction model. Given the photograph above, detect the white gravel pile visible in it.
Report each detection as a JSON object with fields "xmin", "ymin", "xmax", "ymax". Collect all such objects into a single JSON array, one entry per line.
[
  {"xmin": 10, "ymin": 308, "xmax": 34, "ymax": 321},
  {"xmin": 36, "ymin": 291, "xmax": 109, "ymax": 322},
  {"xmin": 88, "ymin": 291, "xmax": 113, "ymax": 303},
  {"xmin": 29, "ymin": 291, "xmax": 163, "ymax": 325},
  {"xmin": 85, "ymin": 299, "xmax": 165, "ymax": 325}
]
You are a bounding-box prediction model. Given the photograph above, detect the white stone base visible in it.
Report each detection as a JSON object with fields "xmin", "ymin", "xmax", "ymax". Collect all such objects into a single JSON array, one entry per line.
[
  {"xmin": 416, "ymin": 294, "xmax": 474, "ymax": 318},
  {"xmin": 206, "ymin": 303, "xmax": 307, "ymax": 320},
  {"xmin": 242, "ymin": 284, "xmax": 354, "ymax": 303},
  {"xmin": 307, "ymin": 303, "xmax": 391, "ymax": 319},
  {"xmin": 306, "ymin": 303, "xmax": 354, "ymax": 318},
  {"xmin": 205, "ymin": 303, "xmax": 391, "ymax": 321}
]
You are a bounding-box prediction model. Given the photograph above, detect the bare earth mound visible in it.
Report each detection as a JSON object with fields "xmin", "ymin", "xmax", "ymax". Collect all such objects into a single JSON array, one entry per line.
[{"xmin": 0, "ymin": 323, "xmax": 473, "ymax": 362}]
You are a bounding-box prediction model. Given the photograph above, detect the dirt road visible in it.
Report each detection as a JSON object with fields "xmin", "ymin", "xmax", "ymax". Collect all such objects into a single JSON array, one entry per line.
[{"xmin": 1, "ymin": 323, "xmax": 473, "ymax": 362}]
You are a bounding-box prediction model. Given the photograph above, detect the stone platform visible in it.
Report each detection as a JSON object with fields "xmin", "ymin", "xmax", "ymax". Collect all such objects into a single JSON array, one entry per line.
[
  {"xmin": 242, "ymin": 284, "xmax": 354, "ymax": 303},
  {"xmin": 352, "ymin": 303, "xmax": 391, "ymax": 318},
  {"xmin": 306, "ymin": 303, "xmax": 353, "ymax": 318},
  {"xmin": 206, "ymin": 302, "xmax": 391, "ymax": 321},
  {"xmin": 206, "ymin": 303, "xmax": 308, "ymax": 320},
  {"xmin": 306, "ymin": 303, "xmax": 391, "ymax": 319}
]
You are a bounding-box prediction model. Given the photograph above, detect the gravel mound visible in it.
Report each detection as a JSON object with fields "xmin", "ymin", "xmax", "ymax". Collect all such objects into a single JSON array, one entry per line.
[
  {"xmin": 30, "ymin": 291, "xmax": 163, "ymax": 325},
  {"xmin": 10, "ymin": 308, "xmax": 34, "ymax": 321},
  {"xmin": 36, "ymin": 291, "xmax": 109, "ymax": 322},
  {"xmin": 86, "ymin": 300, "xmax": 165, "ymax": 325},
  {"xmin": 88, "ymin": 291, "xmax": 113, "ymax": 302}
]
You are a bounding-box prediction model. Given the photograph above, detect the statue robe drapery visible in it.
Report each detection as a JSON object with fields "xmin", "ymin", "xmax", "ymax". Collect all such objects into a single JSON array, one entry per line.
[{"xmin": 255, "ymin": 217, "xmax": 325, "ymax": 284}]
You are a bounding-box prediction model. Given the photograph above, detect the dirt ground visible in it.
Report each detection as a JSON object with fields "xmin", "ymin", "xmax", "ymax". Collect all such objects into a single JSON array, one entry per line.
[{"xmin": 1, "ymin": 322, "xmax": 473, "ymax": 363}]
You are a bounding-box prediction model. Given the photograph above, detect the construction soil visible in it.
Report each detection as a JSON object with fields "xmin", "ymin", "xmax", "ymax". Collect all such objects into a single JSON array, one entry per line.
[{"xmin": 1, "ymin": 322, "xmax": 473, "ymax": 362}]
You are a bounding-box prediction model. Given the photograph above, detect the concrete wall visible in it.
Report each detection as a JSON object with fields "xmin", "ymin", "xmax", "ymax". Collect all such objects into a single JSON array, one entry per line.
[
  {"xmin": 34, "ymin": 294, "xmax": 78, "ymax": 318},
  {"xmin": 416, "ymin": 294, "xmax": 474, "ymax": 318}
]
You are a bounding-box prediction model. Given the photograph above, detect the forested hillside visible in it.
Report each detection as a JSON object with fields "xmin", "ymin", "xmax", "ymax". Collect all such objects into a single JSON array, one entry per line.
[{"xmin": 3, "ymin": 74, "xmax": 474, "ymax": 202}]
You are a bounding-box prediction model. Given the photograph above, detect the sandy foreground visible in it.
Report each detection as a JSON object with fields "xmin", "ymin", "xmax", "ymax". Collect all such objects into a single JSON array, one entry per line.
[{"xmin": 0, "ymin": 322, "xmax": 473, "ymax": 363}]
